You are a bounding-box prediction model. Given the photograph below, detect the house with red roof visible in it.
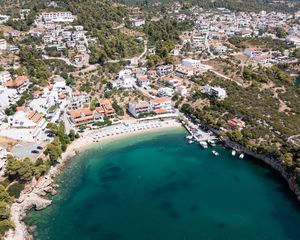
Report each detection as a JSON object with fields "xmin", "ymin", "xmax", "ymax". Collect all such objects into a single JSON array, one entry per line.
[
  {"xmin": 227, "ymin": 118, "xmax": 246, "ymax": 130},
  {"xmin": 4, "ymin": 76, "xmax": 29, "ymax": 93}
]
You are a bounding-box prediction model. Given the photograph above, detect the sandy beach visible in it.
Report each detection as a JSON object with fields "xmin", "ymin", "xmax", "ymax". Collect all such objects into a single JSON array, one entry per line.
[{"xmin": 5, "ymin": 119, "xmax": 183, "ymax": 240}]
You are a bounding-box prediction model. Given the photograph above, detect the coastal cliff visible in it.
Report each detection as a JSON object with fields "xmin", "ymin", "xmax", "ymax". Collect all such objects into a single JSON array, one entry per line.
[
  {"xmin": 222, "ymin": 138, "xmax": 300, "ymax": 202},
  {"xmin": 5, "ymin": 176, "xmax": 58, "ymax": 240}
]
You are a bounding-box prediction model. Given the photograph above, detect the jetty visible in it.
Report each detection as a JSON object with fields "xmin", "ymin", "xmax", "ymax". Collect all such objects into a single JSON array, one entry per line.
[{"xmin": 181, "ymin": 117, "xmax": 218, "ymax": 142}]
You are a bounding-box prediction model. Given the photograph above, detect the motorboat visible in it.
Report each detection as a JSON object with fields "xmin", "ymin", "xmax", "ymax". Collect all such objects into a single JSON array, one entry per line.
[
  {"xmin": 186, "ymin": 135, "xmax": 193, "ymax": 140},
  {"xmin": 208, "ymin": 140, "xmax": 216, "ymax": 147},
  {"xmin": 212, "ymin": 150, "xmax": 219, "ymax": 156},
  {"xmin": 199, "ymin": 141, "xmax": 208, "ymax": 149},
  {"xmin": 232, "ymin": 150, "xmax": 236, "ymax": 156},
  {"xmin": 239, "ymin": 153, "xmax": 244, "ymax": 159}
]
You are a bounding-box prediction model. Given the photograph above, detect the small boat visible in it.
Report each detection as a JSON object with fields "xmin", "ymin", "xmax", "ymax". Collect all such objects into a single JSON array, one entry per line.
[
  {"xmin": 208, "ymin": 140, "xmax": 216, "ymax": 147},
  {"xmin": 188, "ymin": 140, "xmax": 194, "ymax": 144},
  {"xmin": 186, "ymin": 135, "xmax": 193, "ymax": 140},
  {"xmin": 231, "ymin": 150, "xmax": 236, "ymax": 156},
  {"xmin": 212, "ymin": 150, "xmax": 219, "ymax": 156},
  {"xmin": 239, "ymin": 153, "xmax": 244, "ymax": 159},
  {"xmin": 199, "ymin": 141, "xmax": 208, "ymax": 149}
]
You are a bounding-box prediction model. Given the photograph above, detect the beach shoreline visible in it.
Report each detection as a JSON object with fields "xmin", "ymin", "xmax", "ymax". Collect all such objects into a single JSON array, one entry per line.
[{"xmin": 4, "ymin": 119, "xmax": 183, "ymax": 240}]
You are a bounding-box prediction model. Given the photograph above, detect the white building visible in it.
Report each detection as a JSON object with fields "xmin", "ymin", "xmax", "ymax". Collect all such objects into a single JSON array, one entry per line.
[
  {"xmin": 0, "ymin": 86, "xmax": 19, "ymax": 109},
  {"xmin": 0, "ymin": 110, "xmax": 47, "ymax": 142},
  {"xmin": 112, "ymin": 75, "xmax": 135, "ymax": 89},
  {"xmin": 202, "ymin": 85, "xmax": 226, "ymax": 99},
  {"xmin": 41, "ymin": 11, "xmax": 74, "ymax": 23},
  {"xmin": 243, "ymin": 48, "xmax": 262, "ymax": 57},
  {"xmin": 112, "ymin": 69, "xmax": 135, "ymax": 89},
  {"xmin": 175, "ymin": 85, "xmax": 188, "ymax": 96},
  {"xmin": 128, "ymin": 101, "xmax": 151, "ymax": 118},
  {"xmin": 286, "ymin": 35, "xmax": 300, "ymax": 47},
  {"xmin": 182, "ymin": 58, "xmax": 201, "ymax": 68},
  {"xmin": 0, "ymin": 147, "xmax": 7, "ymax": 175},
  {"xmin": 132, "ymin": 19, "xmax": 145, "ymax": 27},
  {"xmin": 0, "ymin": 39, "xmax": 7, "ymax": 50},
  {"xmin": 157, "ymin": 65, "xmax": 174, "ymax": 76},
  {"xmin": 157, "ymin": 87, "xmax": 174, "ymax": 98},
  {"xmin": 29, "ymin": 87, "xmax": 60, "ymax": 114},
  {"xmin": 129, "ymin": 97, "xmax": 174, "ymax": 118},
  {"xmin": 68, "ymin": 91, "xmax": 89, "ymax": 110},
  {"xmin": 137, "ymin": 75, "xmax": 149, "ymax": 88},
  {"xmin": 213, "ymin": 45, "xmax": 228, "ymax": 55},
  {"xmin": 151, "ymin": 97, "xmax": 174, "ymax": 113},
  {"xmin": 0, "ymin": 71, "xmax": 11, "ymax": 84}
]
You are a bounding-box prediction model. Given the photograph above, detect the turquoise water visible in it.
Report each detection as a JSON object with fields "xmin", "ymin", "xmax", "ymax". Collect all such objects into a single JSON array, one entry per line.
[{"xmin": 26, "ymin": 130, "xmax": 300, "ymax": 240}]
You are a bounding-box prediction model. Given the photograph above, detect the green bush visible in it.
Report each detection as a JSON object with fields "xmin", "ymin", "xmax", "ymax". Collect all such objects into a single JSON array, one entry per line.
[{"xmin": 7, "ymin": 182, "xmax": 25, "ymax": 198}]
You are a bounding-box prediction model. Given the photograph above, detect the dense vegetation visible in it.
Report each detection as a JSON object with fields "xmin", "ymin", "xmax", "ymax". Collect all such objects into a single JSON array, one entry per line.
[
  {"xmin": 182, "ymin": 65, "xmax": 300, "ymax": 182},
  {"xmin": 45, "ymin": 122, "xmax": 79, "ymax": 163},
  {"xmin": 0, "ymin": 182, "xmax": 14, "ymax": 237},
  {"xmin": 58, "ymin": 0, "xmax": 144, "ymax": 62},
  {"xmin": 229, "ymin": 37, "xmax": 292, "ymax": 52}
]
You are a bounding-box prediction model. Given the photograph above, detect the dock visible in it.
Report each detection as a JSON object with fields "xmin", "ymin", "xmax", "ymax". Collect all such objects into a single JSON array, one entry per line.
[{"xmin": 181, "ymin": 118, "xmax": 218, "ymax": 142}]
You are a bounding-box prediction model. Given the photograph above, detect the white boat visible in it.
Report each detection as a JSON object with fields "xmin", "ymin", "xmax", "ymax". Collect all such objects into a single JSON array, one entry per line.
[
  {"xmin": 231, "ymin": 150, "xmax": 236, "ymax": 156},
  {"xmin": 186, "ymin": 135, "xmax": 193, "ymax": 140},
  {"xmin": 188, "ymin": 140, "xmax": 194, "ymax": 144},
  {"xmin": 239, "ymin": 153, "xmax": 244, "ymax": 159},
  {"xmin": 212, "ymin": 150, "xmax": 219, "ymax": 156},
  {"xmin": 199, "ymin": 141, "xmax": 208, "ymax": 149},
  {"xmin": 208, "ymin": 140, "xmax": 216, "ymax": 147}
]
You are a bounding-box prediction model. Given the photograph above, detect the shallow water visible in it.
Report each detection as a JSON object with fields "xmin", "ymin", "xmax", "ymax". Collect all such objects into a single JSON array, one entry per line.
[{"xmin": 26, "ymin": 130, "xmax": 300, "ymax": 240}]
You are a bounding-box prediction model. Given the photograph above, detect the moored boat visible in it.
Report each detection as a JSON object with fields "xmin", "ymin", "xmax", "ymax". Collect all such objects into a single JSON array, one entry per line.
[
  {"xmin": 212, "ymin": 150, "xmax": 219, "ymax": 156},
  {"xmin": 199, "ymin": 141, "xmax": 208, "ymax": 149},
  {"xmin": 186, "ymin": 135, "xmax": 193, "ymax": 140},
  {"xmin": 239, "ymin": 153, "xmax": 244, "ymax": 159},
  {"xmin": 208, "ymin": 140, "xmax": 216, "ymax": 147},
  {"xmin": 231, "ymin": 150, "xmax": 236, "ymax": 156}
]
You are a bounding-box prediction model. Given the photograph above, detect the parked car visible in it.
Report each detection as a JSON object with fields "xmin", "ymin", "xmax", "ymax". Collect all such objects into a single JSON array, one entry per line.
[
  {"xmin": 37, "ymin": 146, "xmax": 43, "ymax": 150},
  {"xmin": 31, "ymin": 150, "xmax": 40, "ymax": 154}
]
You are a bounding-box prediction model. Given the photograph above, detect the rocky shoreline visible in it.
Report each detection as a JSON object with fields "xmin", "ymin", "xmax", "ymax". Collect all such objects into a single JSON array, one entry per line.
[
  {"xmin": 223, "ymin": 138, "xmax": 300, "ymax": 202},
  {"xmin": 4, "ymin": 149, "xmax": 78, "ymax": 240},
  {"xmin": 202, "ymin": 123, "xmax": 300, "ymax": 202}
]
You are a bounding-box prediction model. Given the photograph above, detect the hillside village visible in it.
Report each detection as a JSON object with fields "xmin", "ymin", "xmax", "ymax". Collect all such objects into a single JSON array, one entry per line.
[
  {"xmin": 0, "ymin": 1, "xmax": 298, "ymax": 161},
  {"xmin": 0, "ymin": 0, "xmax": 298, "ymax": 237}
]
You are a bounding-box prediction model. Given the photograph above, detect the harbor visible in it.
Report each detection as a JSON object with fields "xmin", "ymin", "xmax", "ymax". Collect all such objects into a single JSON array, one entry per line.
[{"xmin": 181, "ymin": 116, "xmax": 244, "ymax": 159}]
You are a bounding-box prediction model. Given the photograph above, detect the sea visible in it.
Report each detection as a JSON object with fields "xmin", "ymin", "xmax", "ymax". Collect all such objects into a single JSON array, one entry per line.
[{"xmin": 25, "ymin": 129, "xmax": 300, "ymax": 240}]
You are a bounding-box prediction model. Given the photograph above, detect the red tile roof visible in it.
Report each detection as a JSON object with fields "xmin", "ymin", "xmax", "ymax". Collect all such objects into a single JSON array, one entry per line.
[
  {"xmin": 154, "ymin": 108, "xmax": 167, "ymax": 114},
  {"xmin": 4, "ymin": 76, "xmax": 29, "ymax": 88},
  {"xmin": 152, "ymin": 97, "xmax": 171, "ymax": 104}
]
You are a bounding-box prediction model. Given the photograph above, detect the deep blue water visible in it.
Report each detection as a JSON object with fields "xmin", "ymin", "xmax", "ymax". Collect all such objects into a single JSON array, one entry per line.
[{"xmin": 26, "ymin": 130, "xmax": 300, "ymax": 240}]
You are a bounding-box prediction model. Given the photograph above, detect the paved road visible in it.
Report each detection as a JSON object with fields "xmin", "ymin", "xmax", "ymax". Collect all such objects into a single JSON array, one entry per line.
[
  {"xmin": 43, "ymin": 55, "xmax": 77, "ymax": 66},
  {"xmin": 133, "ymin": 82, "xmax": 156, "ymax": 99},
  {"xmin": 112, "ymin": 23, "xmax": 125, "ymax": 30}
]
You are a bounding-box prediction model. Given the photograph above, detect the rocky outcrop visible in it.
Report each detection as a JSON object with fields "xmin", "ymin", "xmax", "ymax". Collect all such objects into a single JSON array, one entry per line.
[
  {"xmin": 201, "ymin": 123, "xmax": 300, "ymax": 202},
  {"xmin": 5, "ymin": 176, "xmax": 59, "ymax": 240}
]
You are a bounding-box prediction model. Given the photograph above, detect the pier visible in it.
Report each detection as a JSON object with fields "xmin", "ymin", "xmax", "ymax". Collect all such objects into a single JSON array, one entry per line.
[{"xmin": 181, "ymin": 117, "xmax": 218, "ymax": 142}]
